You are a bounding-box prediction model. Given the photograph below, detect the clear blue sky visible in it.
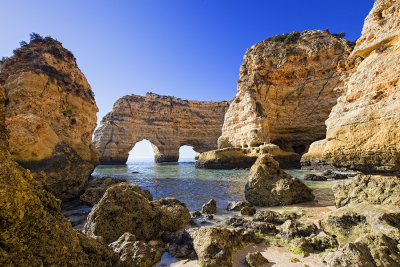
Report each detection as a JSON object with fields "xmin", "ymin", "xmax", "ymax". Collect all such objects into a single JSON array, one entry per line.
[{"xmin": 1, "ymin": 0, "xmax": 374, "ymax": 159}]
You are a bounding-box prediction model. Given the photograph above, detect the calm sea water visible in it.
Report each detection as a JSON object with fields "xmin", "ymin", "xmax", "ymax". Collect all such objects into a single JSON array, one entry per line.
[
  {"xmin": 92, "ymin": 159, "xmax": 328, "ymax": 212},
  {"xmin": 62, "ymin": 159, "xmax": 341, "ymax": 228}
]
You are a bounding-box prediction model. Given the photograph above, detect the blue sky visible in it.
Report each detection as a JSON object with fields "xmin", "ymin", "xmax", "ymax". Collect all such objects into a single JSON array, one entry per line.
[{"xmin": 1, "ymin": 0, "xmax": 374, "ymax": 159}]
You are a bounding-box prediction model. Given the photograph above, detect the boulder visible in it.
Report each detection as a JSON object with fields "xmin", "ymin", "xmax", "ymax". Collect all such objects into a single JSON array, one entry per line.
[
  {"xmin": 109, "ymin": 233, "xmax": 163, "ymax": 267},
  {"xmin": 153, "ymin": 197, "xmax": 191, "ymax": 232},
  {"xmin": 245, "ymin": 155, "xmax": 314, "ymax": 206},
  {"xmin": 187, "ymin": 227, "xmax": 243, "ymax": 267},
  {"xmin": 201, "ymin": 199, "xmax": 217, "ymax": 214},
  {"xmin": 245, "ymin": 252, "xmax": 269, "ymax": 267},
  {"xmin": 227, "ymin": 201, "xmax": 252, "ymax": 211},
  {"xmin": 80, "ymin": 177, "xmax": 131, "ymax": 206},
  {"xmin": 240, "ymin": 206, "xmax": 256, "ymax": 216},
  {"xmin": 333, "ymin": 174, "xmax": 400, "ymax": 208},
  {"xmin": 84, "ymin": 183, "xmax": 191, "ymax": 243}
]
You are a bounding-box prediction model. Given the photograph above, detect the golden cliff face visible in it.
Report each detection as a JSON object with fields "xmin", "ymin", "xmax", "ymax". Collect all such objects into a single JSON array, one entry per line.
[
  {"xmin": 0, "ymin": 37, "xmax": 99, "ymax": 199},
  {"xmin": 302, "ymin": 0, "xmax": 400, "ymax": 175},
  {"xmin": 0, "ymin": 84, "xmax": 118, "ymax": 266},
  {"xmin": 218, "ymin": 30, "xmax": 356, "ymax": 154},
  {"xmin": 93, "ymin": 92, "xmax": 229, "ymax": 164}
]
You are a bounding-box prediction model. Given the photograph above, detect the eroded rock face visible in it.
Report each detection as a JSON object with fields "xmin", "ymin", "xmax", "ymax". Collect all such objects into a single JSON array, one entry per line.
[
  {"xmin": 245, "ymin": 155, "xmax": 314, "ymax": 206},
  {"xmin": 195, "ymin": 143, "xmax": 300, "ymax": 169},
  {"xmin": 302, "ymin": 0, "xmax": 400, "ymax": 175},
  {"xmin": 0, "ymin": 84, "xmax": 118, "ymax": 266},
  {"xmin": 0, "ymin": 37, "xmax": 99, "ymax": 200},
  {"xmin": 93, "ymin": 93, "xmax": 229, "ymax": 164},
  {"xmin": 321, "ymin": 233, "xmax": 400, "ymax": 267},
  {"xmin": 333, "ymin": 174, "xmax": 400, "ymax": 208},
  {"xmin": 84, "ymin": 183, "xmax": 191, "ymax": 243},
  {"xmin": 320, "ymin": 203, "xmax": 400, "ymax": 247},
  {"xmin": 218, "ymin": 30, "xmax": 355, "ymax": 154}
]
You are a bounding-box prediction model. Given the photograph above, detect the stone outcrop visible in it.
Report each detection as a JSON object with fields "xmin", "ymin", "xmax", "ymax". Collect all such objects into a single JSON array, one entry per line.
[
  {"xmin": 320, "ymin": 203, "xmax": 400, "ymax": 247},
  {"xmin": 0, "ymin": 83, "xmax": 118, "ymax": 266},
  {"xmin": 333, "ymin": 174, "xmax": 400, "ymax": 208},
  {"xmin": 302, "ymin": 0, "xmax": 400, "ymax": 175},
  {"xmin": 84, "ymin": 183, "xmax": 191, "ymax": 243},
  {"xmin": 0, "ymin": 36, "xmax": 99, "ymax": 200},
  {"xmin": 93, "ymin": 93, "xmax": 228, "ymax": 164},
  {"xmin": 218, "ymin": 30, "xmax": 355, "ymax": 154},
  {"xmin": 187, "ymin": 226, "xmax": 249, "ymax": 267},
  {"xmin": 195, "ymin": 143, "xmax": 300, "ymax": 169},
  {"xmin": 109, "ymin": 233, "xmax": 163, "ymax": 267},
  {"xmin": 321, "ymin": 233, "xmax": 400, "ymax": 267},
  {"xmin": 245, "ymin": 155, "xmax": 314, "ymax": 206}
]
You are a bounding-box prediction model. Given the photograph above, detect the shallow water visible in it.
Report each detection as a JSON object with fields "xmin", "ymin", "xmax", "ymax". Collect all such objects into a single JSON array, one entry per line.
[
  {"xmin": 62, "ymin": 159, "xmax": 343, "ymax": 228},
  {"xmin": 93, "ymin": 159, "xmax": 249, "ymax": 211}
]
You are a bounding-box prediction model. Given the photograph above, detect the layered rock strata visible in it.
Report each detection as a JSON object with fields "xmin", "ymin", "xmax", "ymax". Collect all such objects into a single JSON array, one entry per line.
[
  {"xmin": 218, "ymin": 30, "xmax": 356, "ymax": 153},
  {"xmin": 302, "ymin": 0, "xmax": 400, "ymax": 175},
  {"xmin": 93, "ymin": 93, "xmax": 228, "ymax": 164},
  {"xmin": 0, "ymin": 84, "xmax": 118, "ymax": 266},
  {"xmin": 0, "ymin": 36, "xmax": 99, "ymax": 199}
]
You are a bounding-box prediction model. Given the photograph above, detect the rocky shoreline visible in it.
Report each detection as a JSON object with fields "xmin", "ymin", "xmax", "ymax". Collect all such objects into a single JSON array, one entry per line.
[{"xmin": 1, "ymin": 0, "xmax": 399, "ymax": 266}]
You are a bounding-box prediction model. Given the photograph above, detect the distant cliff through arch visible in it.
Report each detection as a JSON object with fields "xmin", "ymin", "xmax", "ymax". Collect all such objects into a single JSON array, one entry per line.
[{"xmin": 93, "ymin": 92, "xmax": 229, "ymax": 164}]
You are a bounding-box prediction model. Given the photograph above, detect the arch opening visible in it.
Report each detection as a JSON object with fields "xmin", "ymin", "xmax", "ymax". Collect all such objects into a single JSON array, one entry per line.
[
  {"xmin": 128, "ymin": 139, "xmax": 156, "ymax": 162},
  {"xmin": 178, "ymin": 145, "xmax": 196, "ymax": 162}
]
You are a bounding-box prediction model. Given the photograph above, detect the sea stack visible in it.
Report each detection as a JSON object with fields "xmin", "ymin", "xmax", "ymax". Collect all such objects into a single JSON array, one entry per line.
[
  {"xmin": 0, "ymin": 36, "xmax": 99, "ymax": 200},
  {"xmin": 218, "ymin": 30, "xmax": 357, "ymax": 154},
  {"xmin": 301, "ymin": 0, "xmax": 400, "ymax": 175}
]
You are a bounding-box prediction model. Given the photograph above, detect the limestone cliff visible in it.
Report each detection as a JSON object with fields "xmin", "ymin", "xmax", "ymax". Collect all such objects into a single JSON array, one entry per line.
[
  {"xmin": 218, "ymin": 30, "xmax": 357, "ymax": 154},
  {"xmin": 0, "ymin": 84, "xmax": 118, "ymax": 266},
  {"xmin": 93, "ymin": 92, "xmax": 228, "ymax": 164},
  {"xmin": 0, "ymin": 36, "xmax": 99, "ymax": 199},
  {"xmin": 302, "ymin": 0, "xmax": 400, "ymax": 175}
]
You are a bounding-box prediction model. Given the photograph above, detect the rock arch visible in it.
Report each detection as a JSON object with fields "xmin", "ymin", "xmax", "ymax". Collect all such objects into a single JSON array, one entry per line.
[{"xmin": 93, "ymin": 93, "xmax": 229, "ymax": 164}]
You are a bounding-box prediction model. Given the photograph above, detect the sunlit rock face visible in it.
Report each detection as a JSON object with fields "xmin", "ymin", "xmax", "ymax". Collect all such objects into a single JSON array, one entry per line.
[
  {"xmin": 93, "ymin": 93, "xmax": 229, "ymax": 164},
  {"xmin": 0, "ymin": 37, "xmax": 99, "ymax": 200},
  {"xmin": 0, "ymin": 83, "xmax": 119, "ymax": 266},
  {"xmin": 218, "ymin": 30, "xmax": 356, "ymax": 154},
  {"xmin": 302, "ymin": 0, "xmax": 400, "ymax": 175}
]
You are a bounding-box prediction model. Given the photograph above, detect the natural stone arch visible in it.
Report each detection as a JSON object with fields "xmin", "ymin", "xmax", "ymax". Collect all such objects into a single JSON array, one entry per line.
[{"xmin": 93, "ymin": 93, "xmax": 229, "ymax": 164}]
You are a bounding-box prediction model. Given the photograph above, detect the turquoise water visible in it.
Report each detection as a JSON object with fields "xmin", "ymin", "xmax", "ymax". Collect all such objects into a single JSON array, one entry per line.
[
  {"xmin": 93, "ymin": 159, "xmax": 249, "ymax": 211},
  {"xmin": 92, "ymin": 159, "xmax": 332, "ymax": 212},
  {"xmin": 63, "ymin": 159, "xmax": 341, "ymax": 228}
]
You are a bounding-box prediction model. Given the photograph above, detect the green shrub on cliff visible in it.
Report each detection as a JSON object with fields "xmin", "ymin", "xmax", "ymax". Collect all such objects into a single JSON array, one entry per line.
[{"xmin": 265, "ymin": 31, "xmax": 300, "ymax": 44}]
